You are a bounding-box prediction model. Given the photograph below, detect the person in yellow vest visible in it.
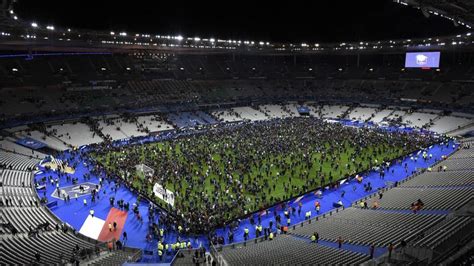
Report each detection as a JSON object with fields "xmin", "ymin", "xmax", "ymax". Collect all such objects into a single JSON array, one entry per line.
[
  {"xmin": 311, "ymin": 234, "xmax": 316, "ymax": 243},
  {"xmin": 171, "ymin": 243, "xmax": 176, "ymax": 251},
  {"xmin": 269, "ymin": 232, "xmax": 274, "ymax": 240},
  {"xmin": 160, "ymin": 228, "xmax": 164, "ymax": 238},
  {"xmin": 165, "ymin": 243, "xmax": 169, "ymax": 254},
  {"xmin": 181, "ymin": 241, "xmax": 186, "ymax": 249},
  {"xmin": 187, "ymin": 241, "xmax": 191, "ymax": 249},
  {"xmin": 177, "ymin": 225, "xmax": 183, "ymax": 233},
  {"xmin": 158, "ymin": 249, "xmax": 163, "ymax": 261},
  {"xmin": 359, "ymin": 201, "xmax": 365, "ymax": 208},
  {"xmin": 244, "ymin": 227, "xmax": 249, "ymax": 241},
  {"xmin": 287, "ymin": 218, "xmax": 291, "ymax": 226}
]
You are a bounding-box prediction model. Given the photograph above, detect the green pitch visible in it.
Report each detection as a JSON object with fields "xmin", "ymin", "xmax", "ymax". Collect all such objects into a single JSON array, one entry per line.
[{"xmin": 91, "ymin": 120, "xmax": 413, "ymax": 225}]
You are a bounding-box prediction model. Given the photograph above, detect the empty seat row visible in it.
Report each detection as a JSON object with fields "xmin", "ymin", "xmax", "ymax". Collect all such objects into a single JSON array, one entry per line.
[
  {"xmin": 0, "ymin": 169, "xmax": 32, "ymax": 187},
  {"xmin": 220, "ymin": 234, "xmax": 369, "ymax": 265},
  {"xmin": 367, "ymin": 187, "xmax": 473, "ymax": 210},
  {"xmin": 291, "ymin": 208, "xmax": 443, "ymax": 246},
  {"xmin": 414, "ymin": 216, "xmax": 473, "ymax": 249},
  {"xmin": 0, "ymin": 151, "xmax": 39, "ymax": 171},
  {"xmin": 399, "ymin": 170, "xmax": 474, "ymax": 188}
]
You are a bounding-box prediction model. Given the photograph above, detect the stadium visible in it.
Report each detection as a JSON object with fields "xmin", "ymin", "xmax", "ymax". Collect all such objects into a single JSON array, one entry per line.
[{"xmin": 0, "ymin": 0, "xmax": 473, "ymax": 265}]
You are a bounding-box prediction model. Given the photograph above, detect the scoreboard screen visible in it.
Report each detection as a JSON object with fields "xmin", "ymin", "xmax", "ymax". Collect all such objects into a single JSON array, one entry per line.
[{"xmin": 405, "ymin": 51, "xmax": 440, "ymax": 68}]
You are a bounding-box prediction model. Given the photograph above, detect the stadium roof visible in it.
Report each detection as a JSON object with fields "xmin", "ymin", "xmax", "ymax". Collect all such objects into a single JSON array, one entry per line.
[
  {"xmin": 0, "ymin": 0, "xmax": 472, "ymax": 55},
  {"xmin": 395, "ymin": 0, "xmax": 474, "ymax": 29}
]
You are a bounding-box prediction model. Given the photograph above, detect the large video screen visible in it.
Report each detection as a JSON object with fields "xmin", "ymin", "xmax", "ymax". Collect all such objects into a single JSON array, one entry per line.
[{"xmin": 405, "ymin": 51, "xmax": 440, "ymax": 68}]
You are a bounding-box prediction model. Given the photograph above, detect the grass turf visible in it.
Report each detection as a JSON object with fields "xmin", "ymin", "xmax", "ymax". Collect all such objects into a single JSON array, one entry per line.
[{"xmin": 92, "ymin": 137, "xmax": 406, "ymax": 222}]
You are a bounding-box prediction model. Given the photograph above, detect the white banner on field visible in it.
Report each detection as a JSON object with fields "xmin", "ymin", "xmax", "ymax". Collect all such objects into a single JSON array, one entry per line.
[{"xmin": 153, "ymin": 183, "xmax": 175, "ymax": 207}]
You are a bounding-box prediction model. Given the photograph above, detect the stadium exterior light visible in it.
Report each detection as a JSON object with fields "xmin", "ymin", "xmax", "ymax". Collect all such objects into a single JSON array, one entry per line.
[
  {"xmin": 194, "ymin": 37, "xmax": 201, "ymax": 41},
  {"xmin": 110, "ymin": 31, "xmax": 115, "ymax": 35},
  {"xmin": 12, "ymin": 68, "xmax": 18, "ymax": 72},
  {"xmin": 210, "ymin": 38, "xmax": 215, "ymax": 43},
  {"xmin": 67, "ymin": 28, "xmax": 71, "ymax": 32},
  {"xmin": 101, "ymin": 67, "xmax": 107, "ymax": 71},
  {"xmin": 338, "ymin": 68, "xmax": 343, "ymax": 71},
  {"xmin": 126, "ymin": 67, "xmax": 131, "ymax": 71},
  {"xmin": 176, "ymin": 35, "xmax": 184, "ymax": 41},
  {"xmin": 9, "ymin": 10, "xmax": 14, "ymax": 14},
  {"xmin": 259, "ymin": 41, "xmax": 264, "ymax": 45},
  {"xmin": 31, "ymin": 22, "xmax": 38, "ymax": 28},
  {"xmin": 13, "ymin": 16, "xmax": 18, "ymax": 20},
  {"xmin": 46, "ymin": 25, "xmax": 55, "ymax": 31},
  {"xmin": 119, "ymin": 32, "xmax": 127, "ymax": 36}
]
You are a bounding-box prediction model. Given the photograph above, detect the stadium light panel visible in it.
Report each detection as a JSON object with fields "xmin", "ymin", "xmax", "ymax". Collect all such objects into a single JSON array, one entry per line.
[
  {"xmin": 9, "ymin": 10, "xmax": 14, "ymax": 14},
  {"xmin": 31, "ymin": 22, "xmax": 38, "ymax": 28},
  {"xmin": 12, "ymin": 68, "xmax": 18, "ymax": 72},
  {"xmin": 13, "ymin": 16, "xmax": 18, "ymax": 20},
  {"xmin": 46, "ymin": 25, "xmax": 55, "ymax": 30},
  {"xmin": 176, "ymin": 35, "xmax": 184, "ymax": 41}
]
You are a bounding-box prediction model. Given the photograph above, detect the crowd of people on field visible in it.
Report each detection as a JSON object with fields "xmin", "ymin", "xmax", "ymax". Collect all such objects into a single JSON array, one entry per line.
[{"xmin": 88, "ymin": 117, "xmax": 435, "ymax": 234}]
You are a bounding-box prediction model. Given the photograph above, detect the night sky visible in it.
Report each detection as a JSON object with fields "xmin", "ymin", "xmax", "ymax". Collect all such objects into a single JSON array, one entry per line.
[{"xmin": 14, "ymin": 0, "xmax": 465, "ymax": 43}]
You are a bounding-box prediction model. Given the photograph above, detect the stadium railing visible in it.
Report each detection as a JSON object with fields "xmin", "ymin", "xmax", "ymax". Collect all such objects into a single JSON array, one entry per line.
[{"xmin": 210, "ymin": 241, "xmax": 229, "ymax": 266}]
